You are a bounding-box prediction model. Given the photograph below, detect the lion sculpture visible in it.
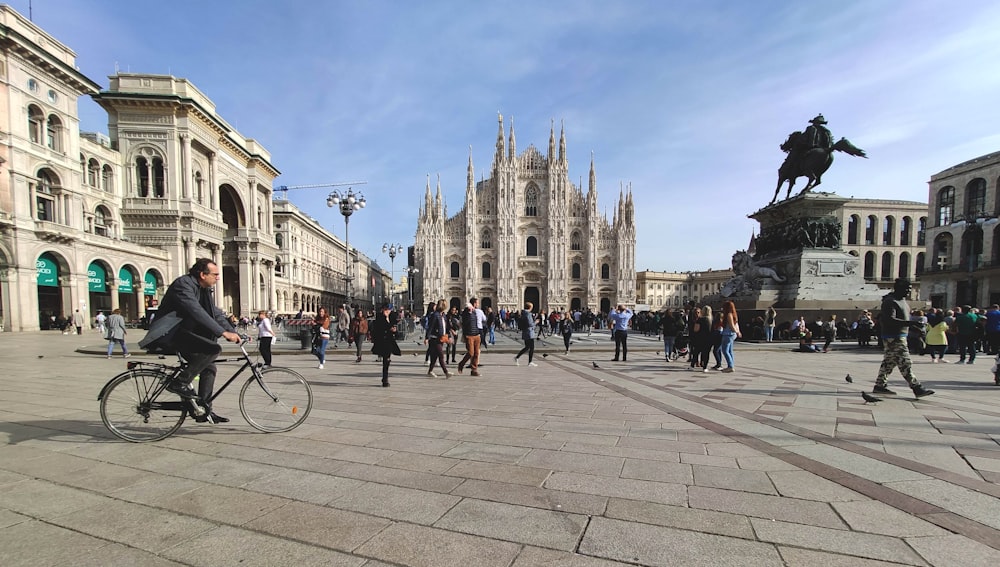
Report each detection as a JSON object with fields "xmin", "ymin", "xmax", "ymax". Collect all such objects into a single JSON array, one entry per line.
[{"xmin": 720, "ymin": 251, "xmax": 786, "ymax": 298}]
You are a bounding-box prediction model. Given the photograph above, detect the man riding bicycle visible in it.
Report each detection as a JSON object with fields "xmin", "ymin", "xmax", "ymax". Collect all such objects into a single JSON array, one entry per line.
[{"xmin": 140, "ymin": 258, "xmax": 240, "ymax": 423}]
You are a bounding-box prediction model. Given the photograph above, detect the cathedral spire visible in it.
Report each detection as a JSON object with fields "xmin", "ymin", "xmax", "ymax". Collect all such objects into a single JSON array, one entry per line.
[
  {"xmin": 424, "ymin": 174, "xmax": 432, "ymax": 218},
  {"xmin": 508, "ymin": 116, "xmax": 516, "ymax": 161},
  {"xmin": 588, "ymin": 151, "xmax": 596, "ymax": 195},
  {"xmin": 559, "ymin": 120, "xmax": 566, "ymax": 164},
  {"xmin": 494, "ymin": 112, "xmax": 505, "ymax": 169},
  {"xmin": 467, "ymin": 145, "xmax": 474, "ymax": 193},
  {"xmin": 434, "ymin": 173, "xmax": 443, "ymax": 219},
  {"xmin": 548, "ymin": 119, "xmax": 556, "ymax": 164}
]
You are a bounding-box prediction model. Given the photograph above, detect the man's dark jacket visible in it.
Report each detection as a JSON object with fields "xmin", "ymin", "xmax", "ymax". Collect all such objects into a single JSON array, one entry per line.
[{"xmin": 139, "ymin": 274, "xmax": 234, "ymax": 352}]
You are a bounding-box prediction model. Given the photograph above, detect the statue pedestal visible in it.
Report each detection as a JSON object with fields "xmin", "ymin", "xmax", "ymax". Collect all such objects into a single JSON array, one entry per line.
[{"xmin": 731, "ymin": 192, "xmax": 884, "ymax": 311}]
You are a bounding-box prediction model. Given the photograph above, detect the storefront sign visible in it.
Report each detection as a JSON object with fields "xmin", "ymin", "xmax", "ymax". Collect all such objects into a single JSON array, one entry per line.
[
  {"xmin": 36, "ymin": 255, "xmax": 57, "ymax": 287},
  {"xmin": 88, "ymin": 262, "xmax": 107, "ymax": 292},
  {"xmin": 143, "ymin": 271, "xmax": 157, "ymax": 295},
  {"xmin": 118, "ymin": 268, "xmax": 133, "ymax": 293}
]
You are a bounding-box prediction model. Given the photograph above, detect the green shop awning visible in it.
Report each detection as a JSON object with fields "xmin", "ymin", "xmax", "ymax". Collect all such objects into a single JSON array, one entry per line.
[
  {"xmin": 143, "ymin": 272, "xmax": 157, "ymax": 295},
  {"xmin": 36, "ymin": 255, "xmax": 58, "ymax": 287},
  {"xmin": 118, "ymin": 268, "xmax": 134, "ymax": 293},
  {"xmin": 88, "ymin": 262, "xmax": 106, "ymax": 292}
]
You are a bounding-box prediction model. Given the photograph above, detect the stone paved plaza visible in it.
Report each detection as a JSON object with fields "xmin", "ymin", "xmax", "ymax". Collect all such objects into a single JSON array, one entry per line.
[{"xmin": 2, "ymin": 328, "xmax": 1000, "ymax": 566}]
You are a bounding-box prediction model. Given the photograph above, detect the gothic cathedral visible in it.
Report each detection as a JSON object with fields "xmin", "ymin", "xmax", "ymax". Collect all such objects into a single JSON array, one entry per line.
[{"xmin": 414, "ymin": 115, "xmax": 636, "ymax": 315}]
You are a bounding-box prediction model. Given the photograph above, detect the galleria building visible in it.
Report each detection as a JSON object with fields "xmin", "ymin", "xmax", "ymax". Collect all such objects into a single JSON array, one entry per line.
[{"xmin": 414, "ymin": 116, "xmax": 636, "ymax": 315}]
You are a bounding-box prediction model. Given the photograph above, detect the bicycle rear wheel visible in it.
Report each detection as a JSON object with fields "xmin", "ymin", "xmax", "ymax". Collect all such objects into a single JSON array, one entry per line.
[
  {"xmin": 100, "ymin": 369, "xmax": 187, "ymax": 442},
  {"xmin": 239, "ymin": 367, "xmax": 312, "ymax": 432}
]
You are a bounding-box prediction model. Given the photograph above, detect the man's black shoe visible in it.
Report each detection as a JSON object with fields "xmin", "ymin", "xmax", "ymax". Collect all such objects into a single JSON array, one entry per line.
[
  {"xmin": 873, "ymin": 385, "xmax": 897, "ymax": 395},
  {"xmin": 194, "ymin": 412, "xmax": 230, "ymax": 424},
  {"xmin": 165, "ymin": 380, "xmax": 198, "ymax": 399},
  {"xmin": 912, "ymin": 386, "xmax": 935, "ymax": 398}
]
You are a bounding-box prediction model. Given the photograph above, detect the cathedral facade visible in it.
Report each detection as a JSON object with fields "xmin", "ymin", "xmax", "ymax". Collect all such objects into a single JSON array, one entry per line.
[{"xmin": 414, "ymin": 116, "xmax": 636, "ymax": 315}]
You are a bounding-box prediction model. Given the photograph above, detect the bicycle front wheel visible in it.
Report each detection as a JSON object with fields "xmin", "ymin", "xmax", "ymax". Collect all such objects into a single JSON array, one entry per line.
[
  {"xmin": 239, "ymin": 368, "xmax": 312, "ymax": 432},
  {"xmin": 100, "ymin": 369, "xmax": 187, "ymax": 442}
]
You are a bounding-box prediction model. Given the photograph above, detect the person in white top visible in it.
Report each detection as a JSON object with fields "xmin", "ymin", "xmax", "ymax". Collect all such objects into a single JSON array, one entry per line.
[
  {"xmin": 95, "ymin": 311, "xmax": 107, "ymax": 336},
  {"xmin": 256, "ymin": 310, "xmax": 274, "ymax": 368}
]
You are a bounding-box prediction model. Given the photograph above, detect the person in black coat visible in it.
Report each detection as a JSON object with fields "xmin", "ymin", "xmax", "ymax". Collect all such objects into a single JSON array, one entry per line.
[
  {"xmin": 370, "ymin": 303, "xmax": 401, "ymax": 387},
  {"xmin": 139, "ymin": 258, "xmax": 240, "ymax": 423}
]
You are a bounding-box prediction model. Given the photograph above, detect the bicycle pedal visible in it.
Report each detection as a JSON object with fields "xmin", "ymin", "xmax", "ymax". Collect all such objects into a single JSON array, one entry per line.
[{"xmin": 187, "ymin": 399, "xmax": 206, "ymax": 417}]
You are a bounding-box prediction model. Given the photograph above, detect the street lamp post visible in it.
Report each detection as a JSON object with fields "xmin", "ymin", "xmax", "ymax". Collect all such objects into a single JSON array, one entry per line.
[
  {"xmin": 326, "ymin": 187, "xmax": 366, "ymax": 309},
  {"xmin": 382, "ymin": 243, "xmax": 402, "ymax": 307},
  {"xmin": 405, "ymin": 266, "xmax": 419, "ymax": 313}
]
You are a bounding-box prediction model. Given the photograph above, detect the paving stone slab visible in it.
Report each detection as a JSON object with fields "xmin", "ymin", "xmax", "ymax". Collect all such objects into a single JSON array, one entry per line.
[
  {"xmin": 604, "ymin": 498, "xmax": 754, "ymax": 539},
  {"xmin": 450, "ymin": 478, "xmax": 608, "ymax": 515},
  {"xmin": 579, "ymin": 516, "xmax": 783, "ymax": 566},
  {"xmin": 0, "ymin": 478, "xmax": 112, "ymax": 520},
  {"xmin": 333, "ymin": 461, "xmax": 466, "ymax": 492},
  {"xmin": 680, "ymin": 452, "xmax": 740, "ymax": 468},
  {"xmin": 434, "ymin": 498, "xmax": 587, "ymax": 551},
  {"xmin": 905, "ymin": 534, "xmax": 1000, "ymax": 567},
  {"xmin": 750, "ymin": 518, "xmax": 929, "ymax": 565},
  {"xmin": 778, "ymin": 546, "xmax": 921, "ymax": 566},
  {"xmin": 353, "ymin": 522, "xmax": 522, "ymax": 567},
  {"xmin": 241, "ymin": 469, "xmax": 367, "ymax": 505},
  {"xmin": 620, "ymin": 457, "xmax": 693, "ymax": 484},
  {"xmin": 0, "ymin": 520, "xmax": 113, "ymax": 566},
  {"xmin": 832, "ymin": 500, "xmax": 950, "ymax": 537},
  {"xmin": 884, "ymin": 478, "xmax": 1000, "ymax": 530},
  {"xmin": 51, "ymin": 498, "xmax": 218, "ymax": 554},
  {"xmin": 545, "ymin": 471, "xmax": 687, "ymax": 506},
  {"xmin": 329, "ymin": 482, "xmax": 461, "ymax": 524},
  {"xmin": 243, "ymin": 500, "xmax": 391, "ymax": 552},
  {"xmin": 692, "ymin": 464, "xmax": 778, "ymax": 494},
  {"xmin": 441, "ymin": 441, "xmax": 533, "ymax": 464},
  {"xmin": 152, "ymin": 484, "xmax": 290, "ymax": 526},
  {"xmin": 767, "ymin": 470, "xmax": 868, "ymax": 502},
  {"xmin": 519, "ymin": 448, "xmax": 626, "ymax": 477},
  {"xmin": 688, "ymin": 486, "xmax": 846, "ymax": 529},
  {"xmin": 735, "ymin": 455, "xmax": 801, "ymax": 471},
  {"xmin": 512, "ymin": 546, "xmax": 639, "ymax": 566},
  {"xmin": 161, "ymin": 524, "xmax": 364, "ymax": 567},
  {"xmin": 71, "ymin": 542, "xmax": 189, "ymax": 567},
  {"xmin": 444, "ymin": 459, "xmax": 553, "ymax": 486},
  {"xmin": 561, "ymin": 441, "xmax": 681, "ymax": 463}
]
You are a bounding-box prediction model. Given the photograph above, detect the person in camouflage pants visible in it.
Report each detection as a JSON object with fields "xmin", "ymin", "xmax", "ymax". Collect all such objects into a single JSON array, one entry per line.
[{"xmin": 873, "ymin": 278, "xmax": 934, "ymax": 399}]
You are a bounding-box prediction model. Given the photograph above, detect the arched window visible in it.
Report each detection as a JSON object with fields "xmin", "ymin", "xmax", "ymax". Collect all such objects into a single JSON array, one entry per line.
[
  {"xmin": 865, "ymin": 215, "xmax": 877, "ymax": 245},
  {"xmin": 934, "ymin": 236, "xmax": 951, "ymax": 270},
  {"xmin": 900, "ymin": 216, "xmax": 912, "ymax": 246},
  {"xmin": 526, "ymin": 236, "xmax": 538, "ymax": 256},
  {"xmin": 152, "ymin": 157, "xmax": 165, "ymax": 197},
  {"xmin": 571, "ymin": 231, "xmax": 582, "ymax": 251},
  {"xmin": 880, "ymin": 252, "xmax": 893, "ymax": 280},
  {"xmin": 966, "ymin": 178, "xmax": 987, "ymax": 218},
  {"xmin": 27, "ymin": 104, "xmax": 43, "ymax": 144},
  {"xmin": 864, "ymin": 252, "xmax": 875, "ymax": 279},
  {"xmin": 917, "ymin": 217, "xmax": 927, "ymax": 246},
  {"xmin": 450, "ymin": 262, "xmax": 460, "ymax": 278},
  {"xmin": 572, "ymin": 263, "xmax": 581, "ymax": 279},
  {"xmin": 135, "ymin": 157, "xmax": 150, "ymax": 197},
  {"xmin": 46, "ymin": 114, "xmax": 63, "ymax": 151},
  {"xmin": 94, "ymin": 206, "xmax": 111, "ymax": 237},
  {"xmin": 847, "ymin": 215, "xmax": 860, "ymax": 245},
  {"xmin": 101, "ymin": 164, "xmax": 113, "ymax": 192},
  {"xmin": 35, "ymin": 169, "xmax": 58, "ymax": 221},
  {"xmin": 88, "ymin": 158, "xmax": 99, "ymax": 187},
  {"xmin": 898, "ymin": 252, "xmax": 910, "ymax": 279},
  {"xmin": 882, "ymin": 217, "xmax": 894, "ymax": 245},
  {"xmin": 601, "ymin": 263, "xmax": 610, "ymax": 279},
  {"xmin": 916, "ymin": 252, "xmax": 925, "ymax": 275},
  {"xmin": 482, "ymin": 262, "xmax": 491, "ymax": 279},
  {"xmin": 937, "ymin": 186, "xmax": 955, "ymax": 226},
  {"xmin": 525, "ymin": 185, "xmax": 538, "ymax": 216},
  {"xmin": 275, "ymin": 233, "xmax": 284, "ymax": 248},
  {"xmin": 480, "ymin": 229, "xmax": 492, "ymax": 249},
  {"xmin": 275, "ymin": 258, "xmax": 283, "ymax": 277}
]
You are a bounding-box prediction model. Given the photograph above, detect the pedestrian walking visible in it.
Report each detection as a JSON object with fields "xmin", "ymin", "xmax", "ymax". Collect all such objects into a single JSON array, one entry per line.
[
  {"xmin": 255, "ymin": 310, "xmax": 274, "ymax": 368},
  {"xmin": 370, "ymin": 303, "xmax": 400, "ymax": 387},
  {"xmin": 514, "ymin": 301, "xmax": 538, "ymax": 366},
  {"xmin": 424, "ymin": 300, "xmax": 451, "ymax": 378},
  {"xmin": 872, "ymin": 279, "xmax": 935, "ymax": 399},
  {"xmin": 720, "ymin": 300, "xmax": 741, "ymax": 372},
  {"xmin": 95, "ymin": 311, "xmax": 107, "ymax": 336},
  {"xmin": 559, "ymin": 311, "xmax": 574, "ymax": 354},
  {"xmin": 350, "ymin": 308, "xmax": 369, "ymax": 363},
  {"xmin": 313, "ymin": 307, "xmax": 331, "ymax": 369},
  {"xmin": 72, "ymin": 309, "xmax": 86, "ymax": 335},
  {"xmin": 105, "ymin": 308, "xmax": 129, "ymax": 358},
  {"xmin": 457, "ymin": 297, "xmax": 486, "ymax": 376}
]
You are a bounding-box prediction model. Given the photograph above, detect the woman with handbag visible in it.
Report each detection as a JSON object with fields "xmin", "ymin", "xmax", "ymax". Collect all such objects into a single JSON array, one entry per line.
[
  {"xmin": 370, "ymin": 303, "xmax": 401, "ymax": 387},
  {"xmin": 720, "ymin": 301, "xmax": 742, "ymax": 372},
  {"xmin": 423, "ymin": 300, "xmax": 451, "ymax": 378},
  {"xmin": 313, "ymin": 307, "xmax": 332, "ymax": 369}
]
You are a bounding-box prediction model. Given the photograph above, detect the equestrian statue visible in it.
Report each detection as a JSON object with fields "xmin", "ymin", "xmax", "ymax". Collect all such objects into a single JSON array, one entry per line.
[{"xmin": 769, "ymin": 114, "xmax": 867, "ymax": 205}]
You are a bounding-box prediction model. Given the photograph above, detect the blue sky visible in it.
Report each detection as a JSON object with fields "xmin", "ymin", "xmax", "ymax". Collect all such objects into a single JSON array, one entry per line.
[{"xmin": 16, "ymin": 0, "xmax": 1000, "ymax": 272}]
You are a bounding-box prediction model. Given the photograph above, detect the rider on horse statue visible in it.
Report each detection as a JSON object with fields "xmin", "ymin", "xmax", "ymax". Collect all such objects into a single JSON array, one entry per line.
[{"xmin": 782, "ymin": 114, "xmax": 833, "ymax": 173}]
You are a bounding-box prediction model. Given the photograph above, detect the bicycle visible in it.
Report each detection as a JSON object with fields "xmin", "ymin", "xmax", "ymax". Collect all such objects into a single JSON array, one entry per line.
[{"xmin": 98, "ymin": 335, "xmax": 313, "ymax": 442}]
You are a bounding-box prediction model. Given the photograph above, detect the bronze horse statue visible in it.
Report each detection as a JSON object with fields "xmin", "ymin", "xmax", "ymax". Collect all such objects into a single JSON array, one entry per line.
[{"xmin": 770, "ymin": 133, "xmax": 867, "ymax": 205}]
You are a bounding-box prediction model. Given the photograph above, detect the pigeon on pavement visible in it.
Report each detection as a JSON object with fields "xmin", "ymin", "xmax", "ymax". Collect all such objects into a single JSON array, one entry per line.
[
  {"xmin": 592, "ymin": 362, "xmax": 600, "ymax": 369},
  {"xmin": 861, "ymin": 391, "xmax": 882, "ymax": 404},
  {"xmin": 845, "ymin": 374, "xmax": 853, "ymax": 383},
  {"xmin": 542, "ymin": 353, "xmax": 548, "ymax": 358}
]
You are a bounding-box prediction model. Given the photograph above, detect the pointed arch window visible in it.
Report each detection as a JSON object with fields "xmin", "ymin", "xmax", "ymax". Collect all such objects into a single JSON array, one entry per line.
[
  {"xmin": 480, "ymin": 229, "xmax": 492, "ymax": 249},
  {"xmin": 525, "ymin": 185, "xmax": 538, "ymax": 216},
  {"xmin": 601, "ymin": 263, "xmax": 610, "ymax": 279},
  {"xmin": 526, "ymin": 236, "xmax": 538, "ymax": 256},
  {"xmin": 482, "ymin": 262, "xmax": 491, "ymax": 279},
  {"xmin": 571, "ymin": 231, "xmax": 582, "ymax": 251},
  {"xmin": 450, "ymin": 262, "xmax": 460, "ymax": 278},
  {"xmin": 572, "ymin": 263, "xmax": 581, "ymax": 279}
]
